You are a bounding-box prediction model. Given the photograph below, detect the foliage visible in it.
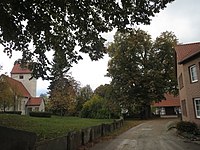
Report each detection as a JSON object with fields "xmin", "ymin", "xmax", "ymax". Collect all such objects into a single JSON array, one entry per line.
[
  {"xmin": 29, "ymin": 112, "xmax": 51, "ymax": 118},
  {"xmin": 0, "ymin": 75, "xmax": 23, "ymax": 112},
  {"xmin": 76, "ymin": 85, "xmax": 93, "ymax": 113},
  {"xmin": 81, "ymin": 95, "xmax": 110, "ymax": 119},
  {"xmin": 176, "ymin": 121, "xmax": 198, "ymax": 134},
  {"xmin": 0, "ymin": 114, "xmax": 112, "ymax": 141},
  {"xmin": 0, "ymin": 0, "xmax": 174, "ymax": 79},
  {"xmin": 0, "ymin": 76, "xmax": 13, "ymax": 111},
  {"xmin": 107, "ymin": 29, "xmax": 178, "ymax": 119},
  {"xmin": 153, "ymin": 31, "xmax": 178, "ymax": 95},
  {"xmin": 48, "ymin": 77, "xmax": 78, "ymax": 116},
  {"xmin": 48, "ymin": 47, "xmax": 79, "ymax": 116},
  {"xmin": 0, "ymin": 111, "xmax": 22, "ymax": 115},
  {"xmin": 94, "ymin": 84, "xmax": 121, "ymax": 118},
  {"xmin": 94, "ymin": 84, "xmax": 111, "ymax": 98}
]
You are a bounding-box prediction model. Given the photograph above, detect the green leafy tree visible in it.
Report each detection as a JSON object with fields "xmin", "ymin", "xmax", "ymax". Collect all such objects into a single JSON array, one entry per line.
[
  {"xmin": 0, "ymin": 0, "xmax": 174, "ymax": 79},
  {"xmin": 153, "ymin": 31, "xmax": 178, "ymax": 95},
  {"xmin": 81, "ymin": 95, "xmax": 110, "ymax": 119},
  {"xmin": 76, "ymin": 85, "xmax": 93, "ymax": 113},
  {"xmin": 94, "ymin": 84, "xmax": 121, "ymax": 118},
  {"xmin": 107, "ymin": 29, "xmax": 178, "ymax": 119}
]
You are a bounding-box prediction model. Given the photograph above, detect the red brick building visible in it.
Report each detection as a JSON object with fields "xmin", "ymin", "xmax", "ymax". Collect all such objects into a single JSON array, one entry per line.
[
  {"xmin": 153, "ymin": 93, "xmax": 180, "ymax": 116},
  {"xmin": 175, "ymin": 42, "xmax": 200, "ymax": 126}
]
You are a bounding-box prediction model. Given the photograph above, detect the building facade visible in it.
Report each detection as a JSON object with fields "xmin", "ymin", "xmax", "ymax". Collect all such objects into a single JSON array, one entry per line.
[
  {"xmin": 0, "ymin": 62, "xmax": 45, "ymax": 115},
  {"xmin": 11, "ymin": 63, "xmax": 37, "ymax": 97},
  {"xmin": 153, "ymin": 93, "xmax": 180, "ymax": 116},
  {"xmin": 175, "ymin": 42, "xmax": 200, "ymax": 126}
]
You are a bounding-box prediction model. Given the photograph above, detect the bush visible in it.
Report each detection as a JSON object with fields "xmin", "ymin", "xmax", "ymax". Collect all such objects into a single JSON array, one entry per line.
[
  {"xmin": 80, "ymin": 95, "xmax": 110, "ymax": 119},
  {"xmin": 29, "ymin": 112, "xmax": 52, "ymax": 118},
  {"xmin": 176, "ymin": 121, "xmax": 198, "ymax": 134},
  {"xmin": 0, "ymin": 111, "xmax": 22, "ymax": 115}
]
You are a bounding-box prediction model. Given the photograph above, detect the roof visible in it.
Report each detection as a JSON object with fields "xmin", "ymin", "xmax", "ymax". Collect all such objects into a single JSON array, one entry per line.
[
  {"xmin": 1, "ymin": 75, "xmax": 31, "ymax": 97},
  {"xmin": 175, "ymin": 42, "xmax": 200, "ymax": 64},
  {"xmin": 11, "ymin": 63, "xmax": 32, "ymax": 74},
  {"xmin": 26, "ymin": 97, "xmax": 43, "ymax": 106},
  {"xmin": 153, "ymin": 93, "xmax": 180, "ymax": 107}
]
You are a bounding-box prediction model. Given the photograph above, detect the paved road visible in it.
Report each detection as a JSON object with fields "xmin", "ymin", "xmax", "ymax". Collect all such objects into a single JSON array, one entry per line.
[{"xmin": 89, "ymin": 119, "xmax": 200, "ymax": 150}]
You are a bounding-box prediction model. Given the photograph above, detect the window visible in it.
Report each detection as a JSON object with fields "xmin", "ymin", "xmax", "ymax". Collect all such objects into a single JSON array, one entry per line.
[
  {"xmin": 19, "ymin": 75, "xmax": 24, "ymax": 79},
  {"xmin": 189, "ymin": 65, "xmax": 198, "ymax": 83},
  {"xmin": 194, "ymin": 98, "xmax": 200, "ymax": 118},
  {"xmin": 178, "ymin": 73, "xmax": 184, "ymax": 89},
  {"xmin": 181, "ymin": 100, "xmax": 187, "ymax": 117}
]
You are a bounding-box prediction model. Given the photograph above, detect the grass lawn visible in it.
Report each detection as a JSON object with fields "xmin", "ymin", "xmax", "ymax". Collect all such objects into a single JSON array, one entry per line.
[{"xmin": 0, "ymin": 114, "xmax": 113, "ymax": 141}]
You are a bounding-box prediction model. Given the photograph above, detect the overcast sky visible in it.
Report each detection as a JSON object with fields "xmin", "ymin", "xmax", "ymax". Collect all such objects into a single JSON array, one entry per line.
[{"xmin": 0, "ymin": 0, "xmax": 200, "ymax": 96}]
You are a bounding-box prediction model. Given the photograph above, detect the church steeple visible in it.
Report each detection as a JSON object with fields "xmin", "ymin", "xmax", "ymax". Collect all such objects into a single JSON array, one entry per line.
[{"xmin": 11, "ymin": 62, "xmax": 37, "ymax": 97}]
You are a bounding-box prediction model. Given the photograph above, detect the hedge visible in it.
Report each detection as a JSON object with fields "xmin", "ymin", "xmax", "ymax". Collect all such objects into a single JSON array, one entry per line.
[
  {"xmin": 0, "ymin": 111, "xmax": 22, "ymax": 115},
  {"xmin": 29, "ymin": 112, "xmax": 52, "ymax": 118}
]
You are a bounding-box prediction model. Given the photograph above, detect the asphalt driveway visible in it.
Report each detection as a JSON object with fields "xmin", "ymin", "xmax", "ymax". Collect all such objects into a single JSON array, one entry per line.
[{"xmin": 89, "ymin": 118, "xmax": 200, "ymax": 150}]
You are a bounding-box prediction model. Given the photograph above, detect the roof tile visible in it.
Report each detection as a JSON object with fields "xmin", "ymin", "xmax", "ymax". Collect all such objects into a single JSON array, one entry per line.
[
  {"xmin": 153, "ymin": 93, "xmax": 180, "ymax": 107},
  {"xmin": 11, "ymin": 63, "xmax": 32, "ymax": 74},
  {"xmin": 1, "ymin": 75, "xmax": 31, "ymax": 97},
  {"xmin": 26, "ymin": 97, "xmax": 43, "ymax": 106},
  {"xmin": 175, "ymin": 42, "xmax": 200, "ymax": 64}
]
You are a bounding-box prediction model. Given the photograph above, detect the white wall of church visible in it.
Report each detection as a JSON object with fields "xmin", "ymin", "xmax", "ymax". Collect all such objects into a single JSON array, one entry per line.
[{"xmin": 11, "ymin": 74, "xmax": 37, "ymax": 97}]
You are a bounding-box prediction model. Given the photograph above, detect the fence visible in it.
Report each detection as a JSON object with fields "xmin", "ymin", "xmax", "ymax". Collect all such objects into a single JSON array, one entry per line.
[{"xmin": 0, "ymin": 119, "xmax": 123, "ymax": 150}]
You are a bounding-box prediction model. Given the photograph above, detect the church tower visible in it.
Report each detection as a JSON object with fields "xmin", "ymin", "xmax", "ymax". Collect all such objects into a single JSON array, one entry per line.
[{"xmin": 10, "ymin": 62, "xmax": 37, "ymax": 97}]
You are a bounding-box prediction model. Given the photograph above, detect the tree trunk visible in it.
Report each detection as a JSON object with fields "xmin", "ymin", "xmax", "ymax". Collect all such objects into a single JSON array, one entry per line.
[{"xmin": 142, "ymin": 104, "xmax": 151, "ymax": 119}]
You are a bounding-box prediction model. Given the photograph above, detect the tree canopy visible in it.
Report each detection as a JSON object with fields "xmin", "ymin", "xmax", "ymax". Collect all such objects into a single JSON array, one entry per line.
[
  {"xmin": 76, "ymin": 85, "xmax": 93, "ymax": 112},
  {"xmin": 107, "ymin": 29, "xmax": 178, "ymax": 118},
  {"xmin": 0, "ymin": 0, "xmax": 174, "ymax": 78}
]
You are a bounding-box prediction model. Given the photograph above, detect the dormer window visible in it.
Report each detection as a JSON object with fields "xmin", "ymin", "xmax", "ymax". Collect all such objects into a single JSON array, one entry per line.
[
  {"xmin": 189, "ymin": 65, "xmax": 198, "ymax": 83},
  {"xmin": 19, "ymin": 75, "xmax": 24, "ymax": 79}
]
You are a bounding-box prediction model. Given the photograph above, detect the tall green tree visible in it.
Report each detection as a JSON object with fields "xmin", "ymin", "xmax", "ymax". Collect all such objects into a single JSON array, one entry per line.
[
  {"xmin": 153, "ymin": 31, "xmax": 178, "ymax": 95},
  {"xmin": 107, "ymin": 29, "xmax": 178, "ymax": 119},
  {"xmin": 0, "ymin": 0, "xmax": 174, "ymax": 79},
  {"xmin": 76, "ymin": 85, "xmax": 93, "ymax": 113}
]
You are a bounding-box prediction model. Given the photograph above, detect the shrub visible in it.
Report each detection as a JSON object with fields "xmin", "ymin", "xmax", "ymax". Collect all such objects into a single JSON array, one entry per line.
[
  {"xmin": 29, "ymin": 112, "xmax": 52, "ymax": 118},
  {"xmin": 80, "ymin": 95, "xmax": 110, "ymax": 119},
  {"xmin": 0, "ymin": 111, "xmax": 22, "ymax": 115},
  {"xmin": 176, "ymin": 121, "xmax": 198, "ymax": 134}
]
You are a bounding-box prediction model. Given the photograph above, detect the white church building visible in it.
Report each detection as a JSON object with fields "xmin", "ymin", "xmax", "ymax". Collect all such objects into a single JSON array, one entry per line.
[{"xmin": 0, "ymin": 62, "xmax": 45, "ymax": 115}]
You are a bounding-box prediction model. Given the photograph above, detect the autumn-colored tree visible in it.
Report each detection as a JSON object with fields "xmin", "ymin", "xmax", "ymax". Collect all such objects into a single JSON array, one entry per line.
[
  {"xmin": 49, "ymin": 77, "xmax": 78, "ymax": 116},
  {"xmin": 48, "ymin": 48, "xmax": 79, "ymax": 116},
  {"xmin": 0, "ymin": 76, "xmax": 13, "ymax": 112},
  {"xmin": 0, "ymin": 75, "xmax": 23, "ymax": 112}
]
